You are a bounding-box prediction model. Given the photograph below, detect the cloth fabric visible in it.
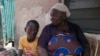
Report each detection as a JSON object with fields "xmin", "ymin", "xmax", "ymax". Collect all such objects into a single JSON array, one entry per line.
[
  {"xmin": 50, "ymin": 3, "xmax": 71, "ymax": 17},
  {"xmin": 38, "ymin": 21, "xmax": 89, "ymax": 56},
  {"xmin": 47, "ymin": 33, "xmax": 83, "ymax": 56},
  {"xmin": 18, "ymin": 36, "xmax": 38, "ymax": 56}
]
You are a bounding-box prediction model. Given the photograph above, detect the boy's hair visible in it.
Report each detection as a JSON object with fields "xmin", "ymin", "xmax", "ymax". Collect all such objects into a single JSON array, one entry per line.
[{"xmin": 25, "ymin": 20, "xmax": 39, "ymax": 32}]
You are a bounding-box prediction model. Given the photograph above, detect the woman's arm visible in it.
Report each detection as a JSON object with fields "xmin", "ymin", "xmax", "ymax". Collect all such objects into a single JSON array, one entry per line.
[
  {"xmin": 70, "ymin": 22, "xmax": 90, "ymax": 56},
  {"xmin": 38, "ymin": 25, "xmax": 52, "ymax": 56},
  {"xmin": 82, "ymin": 45, "xmax": 90, "ymax": 56},
  {"xmin": 75, "ymin": 24, "xmax": 90, "ymax": 56},
  {"xmin": 38, "ymin": 46, "xmax": 48, "ymax": 56}
]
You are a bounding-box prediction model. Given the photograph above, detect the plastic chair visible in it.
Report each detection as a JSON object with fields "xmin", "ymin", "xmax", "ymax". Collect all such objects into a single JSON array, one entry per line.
[{"xmin": 84, "ymin": 33, "xmax": 98, "ymax": 56}]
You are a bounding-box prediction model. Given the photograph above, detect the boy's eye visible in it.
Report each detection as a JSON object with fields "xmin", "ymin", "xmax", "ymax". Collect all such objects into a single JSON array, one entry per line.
[
  {"xmin": 28, "ymin": 28, "xmax": 33, "ymax": 31},
  {"xmin": 26, "ymin": 26, "xmax": 36, "ymax": 32},
  {"xmin": 27, "ymin": 27, "xmax": 36, "ymax": 32}
]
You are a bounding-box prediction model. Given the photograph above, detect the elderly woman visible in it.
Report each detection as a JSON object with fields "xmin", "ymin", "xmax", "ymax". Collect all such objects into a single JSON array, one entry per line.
[{"xmin": 38, "ymin": 3, "xmax": 90, "ymax": 56}]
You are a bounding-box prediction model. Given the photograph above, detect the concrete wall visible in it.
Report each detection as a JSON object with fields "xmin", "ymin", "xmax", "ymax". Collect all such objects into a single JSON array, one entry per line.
[{"xmin": 15, "ymin": 0, "xmax": 59, "ymax": 48}]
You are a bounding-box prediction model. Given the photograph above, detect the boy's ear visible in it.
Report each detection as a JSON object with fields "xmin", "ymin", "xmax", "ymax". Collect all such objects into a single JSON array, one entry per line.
[{"xmin": 24, "ymin": 27, "xmax": 26, "ymax": 32}]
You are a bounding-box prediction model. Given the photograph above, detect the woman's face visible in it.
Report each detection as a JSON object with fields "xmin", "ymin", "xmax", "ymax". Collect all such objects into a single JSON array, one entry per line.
[
  {"xmin": 50, "ymin": 9, "xmax": 66, "ymax": 26},
  {"xmin": 26, "ymin": 22, "xmax": 37, "ymax": 42}
]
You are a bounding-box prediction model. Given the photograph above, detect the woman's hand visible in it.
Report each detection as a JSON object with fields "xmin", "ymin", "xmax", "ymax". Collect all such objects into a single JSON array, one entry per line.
[{"xmin": 38, "ymin": 46, "xmax": 48, "ymax": 56}]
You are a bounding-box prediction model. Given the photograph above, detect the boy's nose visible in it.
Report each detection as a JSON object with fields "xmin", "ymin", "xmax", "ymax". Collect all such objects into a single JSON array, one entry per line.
[
  {"xmin": 31, "ymin": 31, "xmax": 35, "ymax": 34},
  {"xmin": 31, "ymin": 30, "xmax": 37, "ymax": 34}
]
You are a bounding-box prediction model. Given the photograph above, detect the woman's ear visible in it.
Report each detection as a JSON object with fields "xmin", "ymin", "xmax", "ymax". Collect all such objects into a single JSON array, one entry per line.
[
  {"xmin": 63, "ymin": 12, "xmax": 66, "ymax": 17},
  {"xmin": 61, "ymin": 12, "xmax": 66, "ymax": 19}
]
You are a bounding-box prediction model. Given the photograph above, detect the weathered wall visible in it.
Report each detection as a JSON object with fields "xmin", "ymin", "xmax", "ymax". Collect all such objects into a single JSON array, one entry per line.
[{"xmin": 15, "ymin": 0, "xmax": 59, "ymax": 48}]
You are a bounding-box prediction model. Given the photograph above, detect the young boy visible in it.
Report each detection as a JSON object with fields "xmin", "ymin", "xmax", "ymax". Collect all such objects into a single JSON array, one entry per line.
[{"xmin": 18, "ymin": 20, "xmax": 39, "ymax": 56}]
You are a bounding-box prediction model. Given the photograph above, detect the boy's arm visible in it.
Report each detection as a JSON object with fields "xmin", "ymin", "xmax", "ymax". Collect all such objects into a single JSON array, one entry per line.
[
  {"xmin": 18, "ymin": 50, "xmax": 23, "ymax": 56},
  {"xmin": 18, "ymin": 37, "xmax": 24, "ymax": 56}
]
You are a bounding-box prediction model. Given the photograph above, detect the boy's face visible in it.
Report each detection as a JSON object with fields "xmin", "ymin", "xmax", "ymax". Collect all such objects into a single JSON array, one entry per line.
[{"xmin": 26, "ymin": 22, "xmax": 37, "ymax": 42}]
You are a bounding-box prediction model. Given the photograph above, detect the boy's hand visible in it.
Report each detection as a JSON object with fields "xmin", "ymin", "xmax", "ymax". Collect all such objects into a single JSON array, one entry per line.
[{"xmin": 0, "ymin": 50, "xmax": 8, "ymax": 56}]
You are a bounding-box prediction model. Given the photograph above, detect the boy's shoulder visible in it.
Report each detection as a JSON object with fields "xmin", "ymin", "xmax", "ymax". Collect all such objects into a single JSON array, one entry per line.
[
  {"xmin": 34, "ymin": 37, "xmax": 39, "ymax": 42},
  {"xmin": 20, "ymin": 36, "xmax": 27, "ymax": 41},
  {"xmin": 20, "ymin": 36, "xmax": 38, "ymax": 42}
]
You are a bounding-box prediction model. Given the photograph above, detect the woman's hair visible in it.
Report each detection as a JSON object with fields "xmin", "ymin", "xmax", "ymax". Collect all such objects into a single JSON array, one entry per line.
[
  {"xmin": 25, "ymin": 20, "xmax": 39, "ymax": 32},
  {"xmin": 50, "ymin": 3, "xmax": 71, "ymax": 17}
]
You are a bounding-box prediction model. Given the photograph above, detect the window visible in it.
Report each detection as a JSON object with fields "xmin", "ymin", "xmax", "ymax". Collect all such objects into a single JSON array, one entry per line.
[{"xmin": 65, "ymin": 0, "xmax": 100, "ymax": 33}]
